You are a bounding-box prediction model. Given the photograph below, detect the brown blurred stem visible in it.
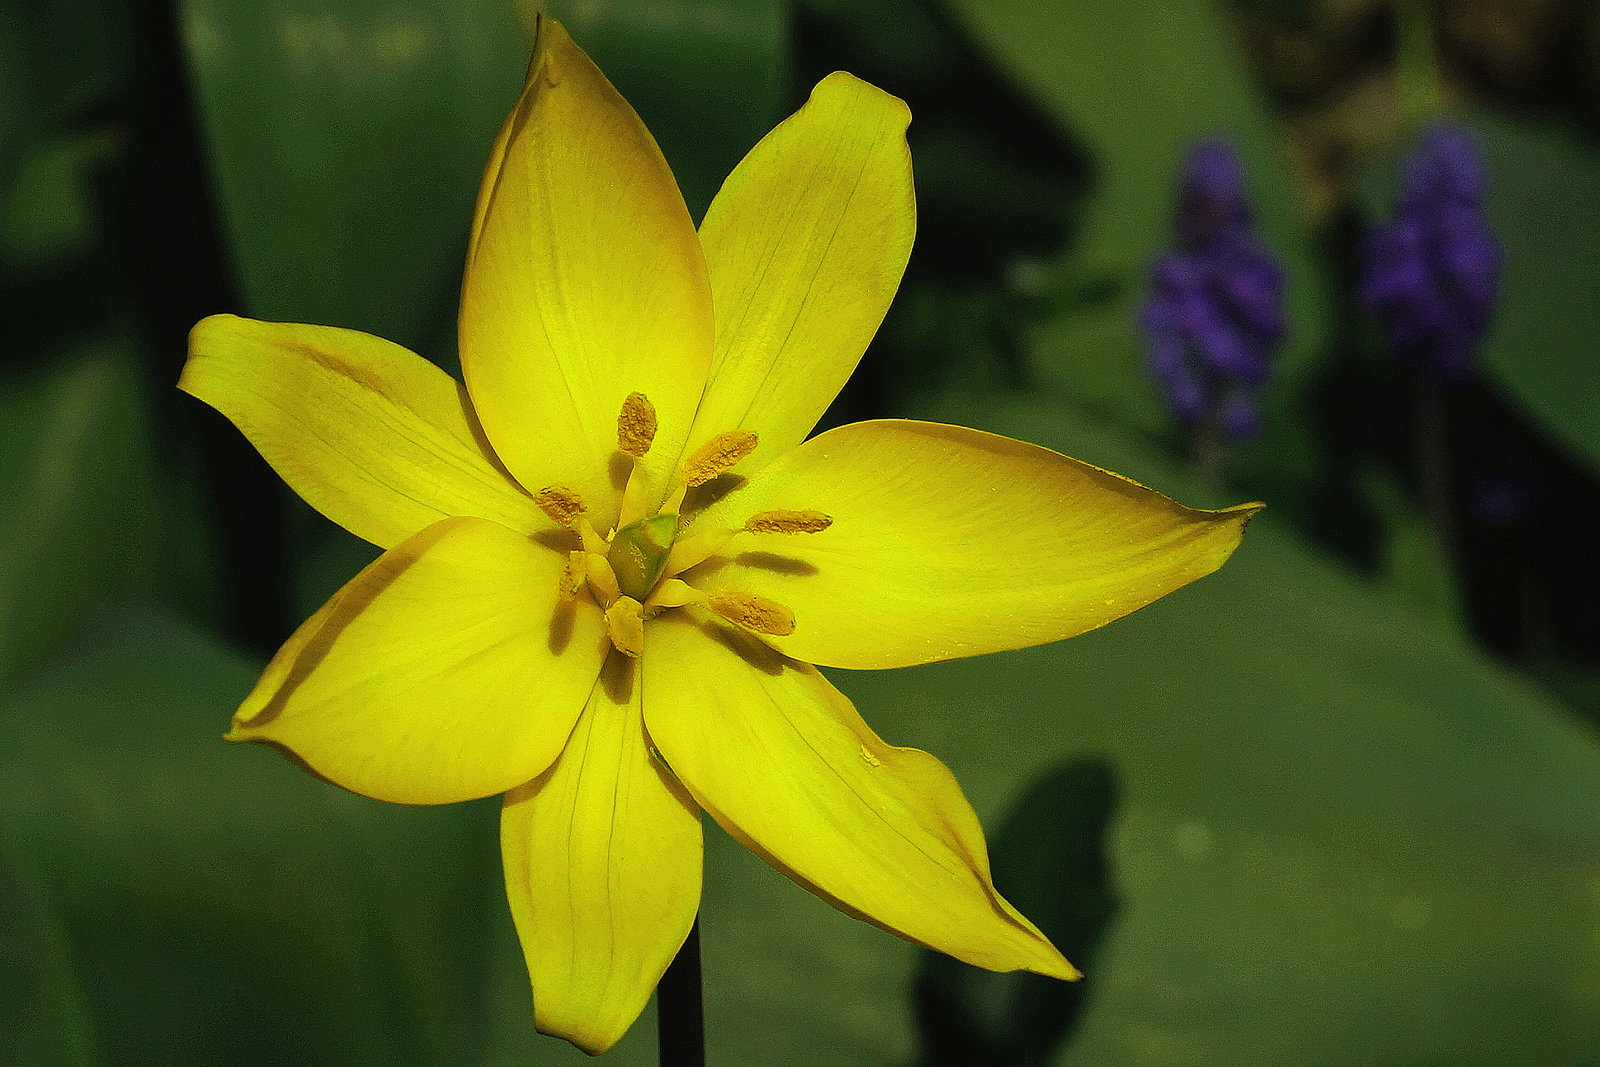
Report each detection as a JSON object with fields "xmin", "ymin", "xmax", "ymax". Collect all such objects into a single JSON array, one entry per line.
[
  {"xmin": 658, "ymin": 916, "xmax": 703, "ymax": 1067},
  {"xmin": 1190, "ymin": 403, "xmax": 1224, "ymax": 489},
  {"xmin": 1415, "ymin": 374, "xmax": 1456, "ymax": 568}
]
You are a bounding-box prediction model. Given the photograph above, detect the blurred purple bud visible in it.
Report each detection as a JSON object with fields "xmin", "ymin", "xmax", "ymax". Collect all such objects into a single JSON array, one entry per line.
[
  {"xmin": 1362, "ymin": 122, "xmax": 1503, "ymax": 380},
  {"xmin": 1140, "ymin": 139, "xmax": 1285, "ymax": 440}
]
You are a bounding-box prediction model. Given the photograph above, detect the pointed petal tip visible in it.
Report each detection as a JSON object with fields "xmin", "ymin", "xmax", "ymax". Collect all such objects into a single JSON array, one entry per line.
[
  {"xmin": 813, "ymin": 69, "xmax": 911, "ymax": 130},
  {"xmin": 1036, "ymin": 947, "xmax": 1085, "ymax": 983}
]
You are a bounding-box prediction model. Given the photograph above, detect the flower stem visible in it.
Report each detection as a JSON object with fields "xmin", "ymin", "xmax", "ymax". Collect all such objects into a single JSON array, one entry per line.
[
  {"xmin": 1415, "ymin": 372, "xmax": 1455, "ymax": 569},
  {"xmin": 1190, "ymin": 403, "xmax": 1224, "ymax": 489},
  {"xmin": 658, "ymin": 916, "xmax": 704, "ymax": 1067}
]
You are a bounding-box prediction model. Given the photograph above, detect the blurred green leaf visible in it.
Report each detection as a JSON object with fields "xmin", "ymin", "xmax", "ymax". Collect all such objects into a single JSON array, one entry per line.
[
  {"xmin": 179, "ymin": 0, "xmax": 529, "ymax": 352},
  {"xmin": 0, "ymin": 341, "xmax": 156, "ymax": 684},
  {"xmin": 836, "ymin": 389, "xmax": 1600, "ymax": 1065},
  {"xmin": 913, "ymin": 758, "xmax": 1120, "ymax": 1066},
  {"xmin": 0, "ymin": 604, "xmax": 504, "ymax": 1066},
  {"xmin": 0, "ymin": 11, "xmax": 34, "ymax": 195},
  {"xmin": 942, "ymin": 0, "xmax": 1330, "ymax": 496},
  {"xmin": 1357, "ymin": 464, "xmax": 1465, "ymax": 630},
  {"xmin": 1457, "ymin": 110, "xmax": 1600, "ymax": 482},
  {"xmin": 0, "ymin": 828, "xmax": 99, "ymax": 1066},
  {"xmin": 1, "ymin": 129, "xmax": 118, "ymax": 268},
  {"xmin": 1, "ymin": 0, "xmax": 132, "ymax": 124},
  {"xmin": 543, "ymin": 0, "xmax": 788, "ymax": 221}
]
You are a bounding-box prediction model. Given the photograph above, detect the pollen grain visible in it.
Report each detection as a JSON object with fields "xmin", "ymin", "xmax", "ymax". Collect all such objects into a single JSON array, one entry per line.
[
  {"xmin": 682, "ymin": 430, "xmax": 758, "ymax": 487},
  {"xmin": 616, "ymin": 392, "xmax": 658, "ymax": 457},
  {"xmin": 708, "ymin": 590, "xmax": 796, "ymax": 636},
  {"xmin": 534, "ymin": 485, "xmax": 586, "ymax": 527},
  {"xmin": 745, "ymin": 509, "xmax": 833, "ymax": 534}
]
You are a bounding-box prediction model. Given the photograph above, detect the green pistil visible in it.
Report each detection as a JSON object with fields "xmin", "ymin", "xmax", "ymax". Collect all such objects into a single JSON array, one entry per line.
[{"xmin": 608, "ymin": 512, "xmax": 678, "ymax": 601}]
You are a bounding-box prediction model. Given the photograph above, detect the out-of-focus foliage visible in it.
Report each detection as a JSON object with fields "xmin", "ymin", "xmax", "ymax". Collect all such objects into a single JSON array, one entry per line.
[
  {"xmin": 946, "ymin": 0, "xmax": 1331, "ymax": 505},
  {"xmin": 0, "ymin": 343, "xmax": 156, "ymax": 684},
  {"xmin": 1463, "ymin": 110, "xmax": 1600, "ymax": 479},
  {"xmin": 541, "ymin": 0, "xmax": 789, "ymax": 221},
  {"xmin": 181, "ymin": 0, "xmax": 528, "ymax": 351},
  {"xmin": 7, "ymin": 0, "xmax": 1600, "ymax": 1063},
  {"xmin": 0, "ymin": 607, "xmax": 503, "ymax": 1067}
]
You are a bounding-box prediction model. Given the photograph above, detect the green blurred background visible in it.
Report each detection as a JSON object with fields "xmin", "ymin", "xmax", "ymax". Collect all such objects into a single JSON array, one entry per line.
[{"xmin": 5, "ymin": 0, "xmax": 1600, "ymax": 1063}]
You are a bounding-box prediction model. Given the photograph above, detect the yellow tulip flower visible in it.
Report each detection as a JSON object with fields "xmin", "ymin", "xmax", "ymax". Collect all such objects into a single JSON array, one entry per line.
[{"xmin": 181, "ymin": 16, "xmax": 1256, "ymax": 1054}]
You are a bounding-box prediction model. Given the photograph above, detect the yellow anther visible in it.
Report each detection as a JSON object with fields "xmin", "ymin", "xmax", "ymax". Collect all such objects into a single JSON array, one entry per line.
[
  {"xmin": 682, "ymin": 430, "xmax": 758, "ymax": 487},
  {"xmin": 604, "ymin": 596, "xmax": 645, "ymax": 657},
  {"xmin": 616, "ymin": 392, "xmax": 658, "ymax": 457},
  {"xmin": 644, "ymin": 578, "xmax": 702, "ymax": 613},
  {"xmin": 534, "ymin": 485, "xmax": 585, "ymax": 528},
  {"xmin": 707, "ymin": 590, "xmax": 795, "ymax": 636},
  {"xmin": 559, "ymin": 550, "xmax": 587, "ymax": 601},
  {"xmin": 584, "ymin": 553, "xmax": 621, "ymax": 607},
  {"xmin": 745, "ymin": 509, "xmax": 833, "ymax": 534}
]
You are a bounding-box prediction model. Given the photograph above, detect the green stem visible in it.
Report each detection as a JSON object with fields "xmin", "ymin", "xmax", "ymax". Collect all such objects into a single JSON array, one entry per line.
[
  {"xmin": 1396, "ymin": 0, "xmax": 1443, "ymax": 128},
  {"xmin": 658, "ymin": 916, "xmax": 704, "ymax": 1067}
]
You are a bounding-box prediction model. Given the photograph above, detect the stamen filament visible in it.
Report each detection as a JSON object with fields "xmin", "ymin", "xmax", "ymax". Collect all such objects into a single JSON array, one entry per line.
[
  {"xmin": 663, "ymin": 527, "xmax": 737, "ymax": 578},
  {"xmin": 644, "ymin": 578, "xmax": 703, "ymax": 613},
  {"xmin": 584, "ymin": 553, "xmax": 621, "ymax": 607},
  {"xmin": 617, "ymin": 462, "xmax": 655, "ymax": 530},
  {"xmin": 660, "ymin": 480, "xmax": 689, "ymax": 519},
  {"xmin": 577, "ymin": 517, "xmax": 608, "ymax": 556}
]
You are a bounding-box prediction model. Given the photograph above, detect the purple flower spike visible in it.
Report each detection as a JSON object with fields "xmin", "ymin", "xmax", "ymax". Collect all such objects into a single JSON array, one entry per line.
[
  {"xmin": 1361, "ymin": 123, "xmax": 1503, "ymax": 381},
  {"xmin": 1140, "ymin": 139, "xmax": 1286, "ymax": 440}
]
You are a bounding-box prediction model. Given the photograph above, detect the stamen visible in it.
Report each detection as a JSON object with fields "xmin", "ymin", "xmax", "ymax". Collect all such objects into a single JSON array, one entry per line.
[
  {"xmin": 682, "ymin": 430, "xmax": 758, "ymax": 487},
  {"xmin": 745, "ymin": 509, "xmax": 833, "ymax": 534},
  {"xmin": 644, "ymin": 578, "xmax": 702, "ymax": 613},
  {"xmin": 707, "ymin": 590, "xmax": 796, "ymax": 636},
  {"xmin": 584, "ymin": 553, "xmax": 621, "ymax": 607},
  {"xmin": 559, "ymin": 550, "xmax": 587, "ymax": 601},
  {"xmin": 604, "ymin": 596, "xmax": 645, "ymax": 657},
  {"xmin": 617, "ymin": 465, "xmax": 654, "ymax": 529},
  {"xmin": 616, "ymin": 392, "xmax": 657, "ymax": 457},
  {"xmin": 576, "ymin": 516, "xmax": 608, "ymax": 555},
  {"xmin": 534, "ymin": 485, "xmax": 586, "ymax": 528},
  {"xmin": 663, "ymin": 527, "xmax": 737, "ymax": 578}
]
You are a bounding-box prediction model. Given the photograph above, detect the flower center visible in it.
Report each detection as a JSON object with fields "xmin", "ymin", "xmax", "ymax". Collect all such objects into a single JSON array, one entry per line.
[
  {"xmin": 530, "ymin": 393, "xmax": 832, "ymax": 658},
  {"xmin": 608, "ymin": 513, "xmax": 676, "ymax": 601}
]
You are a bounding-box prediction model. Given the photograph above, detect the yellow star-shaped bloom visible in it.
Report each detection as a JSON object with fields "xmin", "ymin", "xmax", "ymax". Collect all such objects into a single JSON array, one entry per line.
[{"xmin": 180, "ymin": 17, "xmax": 1256, "ymax": 1055}]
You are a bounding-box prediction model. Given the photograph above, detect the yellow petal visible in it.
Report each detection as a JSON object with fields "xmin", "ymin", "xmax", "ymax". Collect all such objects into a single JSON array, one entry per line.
[
  {"xmin": 502, "ymin": 654, "xmax": 702, "ymax": 1055},
  {"xmin": 182, "ymin": 314, "xmax": 543, "ymax": 550},
  {"xmin": 643, "ymin": 615, "xmax": 1072, "ymax": 979},
  {"xmin": 687, "ymin": 419, "xmax": 1260, "ymax": 669},
  {"xmin": 459, "ymin": 17, "xmax": 713, "ymax": 530},
  {"xmin": 230, "ymin": 516, "xmax": 608, "ymax": 805},
  {"xmin": 684, "ymin": 72, "xmax": 914, "ymax": 474}
]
